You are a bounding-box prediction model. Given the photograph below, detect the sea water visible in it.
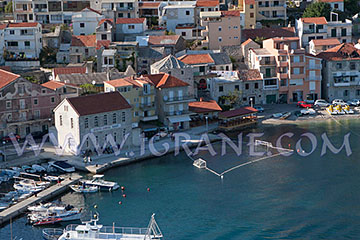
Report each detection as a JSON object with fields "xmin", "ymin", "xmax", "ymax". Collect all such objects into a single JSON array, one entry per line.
[{"xmin": 1, "ymin": 119, "xmax": 360, "ymax": 239}]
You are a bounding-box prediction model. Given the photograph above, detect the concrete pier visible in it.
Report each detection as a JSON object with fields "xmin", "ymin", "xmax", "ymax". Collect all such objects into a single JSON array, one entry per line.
[{"xmin": 0, "ymin": 173, "xmax": 82, "ymax": 226}]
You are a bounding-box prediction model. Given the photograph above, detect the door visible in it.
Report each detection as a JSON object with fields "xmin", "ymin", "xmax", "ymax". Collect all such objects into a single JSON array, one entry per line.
[
  {"xmin": 178, "ymin": 90, "xmax": 183, "ymax": 100},
  {"xmin": 266, "ymin": 95, "xmax": 276, "ymax": 104},
  {"xmin": 19, "ymin": 99, "xmax": 25, "ymax": 109},
  {"xmin": 293, "ymin": 92, "xmax": 298, "ymax": 102}
]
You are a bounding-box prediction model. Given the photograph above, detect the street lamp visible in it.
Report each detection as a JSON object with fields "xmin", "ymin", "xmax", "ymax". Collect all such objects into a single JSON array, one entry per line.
[{"xmin": 205, "ymin": 116, "xmax": 209, "ymax": 132}]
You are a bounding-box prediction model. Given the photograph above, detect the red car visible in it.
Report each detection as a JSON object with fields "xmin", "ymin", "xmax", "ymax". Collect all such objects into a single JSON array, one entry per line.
[
  {"xmin": 2, "ymin": 134, "xmax": 20, "ymax": 142},
  {"xmin": 296, "ymin": 101, "xmax": 313, "ymax": 108}
]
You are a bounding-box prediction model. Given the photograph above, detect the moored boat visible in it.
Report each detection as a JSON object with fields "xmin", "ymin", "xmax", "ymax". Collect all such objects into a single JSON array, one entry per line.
[
  {"xmin": 48, "ymin": 161, "xmax": 75, "ymax": 173},
  {"xmin": 81, "ymin": 175, "xmax": 119, "ymax": 191},
  {"xmin": 70, "ymin": 184, "xmax": 98, "ymax": 193}
]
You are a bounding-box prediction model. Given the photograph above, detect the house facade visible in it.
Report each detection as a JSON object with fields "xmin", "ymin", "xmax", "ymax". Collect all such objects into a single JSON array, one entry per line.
[
  {"xmin": 317, "ymin": 43, "xmax": 360, "ymax": 101},
  {"xmin": 69, "ymin": 35, "xmax": 97, "ymax": 64},
  {"xmin": 72, "ymin": 7, "xmax": 104, "ymax": 36},
  {"xmin": 160, "ymin": 2, "xmax": 196, "ymax": 31},
  {"xmin": 309, "ymin": 38, "xmax": 341, "ymax": 55},
  {"xmin": 54, "ymin": 91, "xmax": 134, "ymax": 154},
  {"xmin": 0, "ymin": 69, "xmax": 60, "ymax": 138}
]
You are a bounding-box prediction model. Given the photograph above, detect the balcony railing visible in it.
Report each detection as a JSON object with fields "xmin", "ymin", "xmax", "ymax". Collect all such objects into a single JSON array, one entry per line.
[
  {"xmin": 263, "ymin": 85, "xmax": 279, "ymax": 90},
  {"xmin": 139, "ymin": 102, "xmax": 156, "ymax": 110},
  {"xmin": 163, "ymin": 95, "xmax": 195, "ymax": 102},
  {"xmin": 165, "ymin": 110, "xmax": 191, "ymax": 116},
  {"xmin": 307, "ymin": 76, "xmax": 321, "ymax": 81}
]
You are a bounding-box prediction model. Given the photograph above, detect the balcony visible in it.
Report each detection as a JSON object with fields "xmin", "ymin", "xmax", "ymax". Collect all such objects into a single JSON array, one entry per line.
[
  {"xmin": 291, "ymin": 62, "xmax": 305, "ymax": 67},
  {"xmin": 140, "ymin": 115, "xmax": 158, "ymax": 122},
  {"xmin": 139, "ymin": 102, "xmax": 156, "ymax": 110},
  {"xmin": 165, "ymin": 110, "xmax": 191, "ymax": 116},
  {"xmin": 308, "ymin": 64, "xmax": 321, "ymax": 70},
  {"xmin": 307, "ymin": 75, "xmax": 321, "ymax": 81},
  {"xmin": 163, "ymin": 95, "xmax": 195, "ymax": 103},
  {"xmin": 34, "ymin": 8, "xmax": 48, "ymax": 12},
  {"xmin": 139, "ymin": 89, "xmax": 155, "ymax": 96}
]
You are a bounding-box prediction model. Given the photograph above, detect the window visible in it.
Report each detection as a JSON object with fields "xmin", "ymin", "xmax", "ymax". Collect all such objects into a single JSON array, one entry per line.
[
  {"xmin": 250, "ymin": 4, "xmax": 254, "ymax": 8},
  {"xmin": 6, "ymin": 101, "xmax": 11, "ymax": 109},
  {"xmin": 51, "ymin": 97, "xmax": 55, "ymax": 103},
  {"xmin": 350, "ymin": 62, "xmax": 356, "ymax": 70},
  {"xmin": 103, "ymin": 114, "xmax": 107, "ymax": 125},
  {"xmin": 265, "ymin": 68, "xmax": 271, "ymax": 77},
  {"xmin": 70, "ymin": 118, "xmax": 73, "ymax": 129},
  {"xmin": 128, "ymin": 25, "xmax": 135, "ymax": 29},
  {"xmin": 181, "ymin": 32, "xmax": 186, "ymax": 37},
  {"xmin": 10, "ymin": 30, "xmax": 14, "ymax": 35},
  {"xmin": 245, "ymin": 83, "xmax": 249, "ymax": 89},
  {"xmin": 85, "ymin": 118, "xmax": 89, "ymax": 128},
  {"xmin": 357, "ymin": 89, "xmax": 360, "ymax": 96},
  {"xmin": 255, "ymin": 83, "xmax": 258, "ymax": 89},
  {"xmin": 80, "ymin": 23, "xmax": 85, "ymax": 28},
  {"xmin": 94, "ymin": 116, "xmax": 98, "ymax": 127},
  {"xmin": 341, "ymin": 28, "xmax": 347, "ymax": 37},
  {"xmin": 234, "ymin": 26, "xmax": 238, "ymax": 29},
  {"xmin": 344, "ymin": 90, "xmax": 348, "ymax": 97},
  {"xmin": 118, "ymin": 13, "xmax": 123, "ymax": 18},
  {"xmin": 181, "ymin": 70, "xmax": 184, "ymax": 75},
  {"xmin": 112, "ymin": 113, "xmax": 117, "ymax": 123},
  {"xmin": 235, "ymin": 85, "xmax": 239, "ymax": 91},
  {"xmin": 122, "ymin": 112, "xmax": 125, "ymax": 122},
  {"xmin": 280, "ymin": 79, "xmax": 287, "ymax": 86},
  {"xmin": 59, "ymin": 115, "xmax": 63, "ymax": 126},
  {"xmin": 250, "ymin": 13, "xmax": 254, "ymax": 18},
  {"xmin": 85, "ymin": 48, "xmax": 88, "ymax": 56},
  {"xmin": 8, "ymin": 41, "xmax": 18, "ymax": 47},
  {"xmin": 101, "ymin": 34, "xmax": 107, "ymax": 40},
  {"xmin": 331, "ymin": 29, "xmax": 336, "ymax": 37},
  {"xmin": 186, "ymin": 11, "xmax": 190, "ymax": 15},
  {"xmin": 219, "ymin": 86, "xmax": 223, "ymax": 92},
  {"xmin": 336, "ymin": 63, "xmax": 342, "ymax": 69},
  {"xmin": 334, "ymin": 3, "xmax": 338, "ymax": 8},
  {"xmin": 218, "ymin": 27, "xmax": 222, "ymax": 32},
  {"xmin": 25, "ymin": 41, "xmax": 30, "ymax": 47},
  {"xmin": 33, "ymin": 98, "xmax": 38, "ymax": 105},
  {"xmin": 64, "ymin": 105, "xmax": 68, "ymax": 111},
  {"xmin": 218, "ymin": 37, "xmax": 222, "ymax": 42},
  {"xmin": 42, "ymin": 89, "xmax": 46, "ymax": 94}
]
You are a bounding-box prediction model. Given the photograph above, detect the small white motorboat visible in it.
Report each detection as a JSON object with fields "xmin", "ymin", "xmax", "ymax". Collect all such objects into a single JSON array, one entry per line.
[
  {"xmin": 81, "ymin": 175, "xmax": 119, "ymax": 191},
  {"xmin": 22, "ymin": 165, "xmax": 36, "ymax": 173},
  {"xmin": 70, "ymin": 184, "xmax": 98, "ymax": 193},
  {"xmin": 43, "ymin": 175, "xmax": 63, "ymax": 182},
  {"xmin": 49, "ymin": 161, "xmax": 75, "ymax": 173},
  {"xmin": 32, "ymin": 164, "xmax": 46, "ymax": 173}
]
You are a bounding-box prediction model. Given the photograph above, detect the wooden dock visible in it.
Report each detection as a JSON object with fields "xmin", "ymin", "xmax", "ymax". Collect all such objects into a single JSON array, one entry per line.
[{"xmin": 0, "ymin": 173, "xmax": 82, "ymax": 225}]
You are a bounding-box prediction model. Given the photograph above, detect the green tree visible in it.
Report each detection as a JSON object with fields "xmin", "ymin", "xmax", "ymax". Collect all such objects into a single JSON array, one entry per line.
[
  {"xmin": 24, "ymin": 76, "xmax": 40, "ymax": 84},
  {"xmin": 4, "ymin": 1, "xmax": 12, "ymax": 13},
  {"xmin": 254, "ymin": 36, "xmax": 265, "ymax": 47},
  {"xmin": 344, "ymin": 0, "xmax": 360, "ymax": 17},
  {"xmin": 79, "ymin": 84, "xmax": 98, "ymax": 95},
  {"xmin": 303, "ymin": 2, "xmax": 331, "ymax": 20}
]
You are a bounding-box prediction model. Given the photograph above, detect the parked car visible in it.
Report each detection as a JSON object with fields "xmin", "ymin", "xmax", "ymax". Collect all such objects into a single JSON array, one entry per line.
[
  {"xmin": 296, "ymin": 101, "xmax": 313, "ymax": 108},
  {"xmin": 346, "ymin": 99, "xmax": 360, "ymax": 106},
  {"xmin": 2, "ymin": 134, "xmax": 20, "ymax": 143},
  {"xmin": 332, "ymin": 99, "xmax": 348, "ymax": 106},
  {"xmin": 314, "ymin": 99, "xmax": 330, "ymax": 108},
  {"xmin": 254, "ymin": 105, "xmax": 264, "ymax": 112}
]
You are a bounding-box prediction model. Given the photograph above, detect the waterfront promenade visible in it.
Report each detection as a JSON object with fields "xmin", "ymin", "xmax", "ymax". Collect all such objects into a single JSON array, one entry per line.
[{"xmin": 0, "ymin": 173, "xmax": 81, "ymax": 225}]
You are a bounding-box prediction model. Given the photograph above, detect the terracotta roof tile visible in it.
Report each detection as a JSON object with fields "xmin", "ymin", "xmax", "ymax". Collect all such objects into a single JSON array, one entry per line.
[
  {"xmin": 300, "ymin": 17, "xmax": 327, "ymax": 25},
  {"xmin": 71, "ymin": 35, "xmax": 97, "ymax": 47},
  {"xmin": 221, "ymin": 10, "xmax": 241, "ymax": 17},
  {"xmin": 8, "ymin": 22, "xmax": 39, "ymax": 28},
  {"xmin": 316, "ymin": 43, "xmax": 360, "ymax": 61},
  {"xmin": 244, "ymin": 0, "xmax": 255, "ymax": 4},
  {"xmin": 145, "ymin": 73, "xmax": 189, "ymax": 88},
  {"xmin": 311, "ymin": 38, "xmax": 340, "ymax": 46},
  {"xmin": 219, "ymin": 107, "xmax": 258, "ymax": 118},
  {"xmin": 148, "ymin": 35, "xmax": 181, "ymax": 45},
  {"xmin": 116, "ymin": 18, "xmax": 146, "ymax": 24},
  {"xmin": 82, "ymin": 7, "xmax": 102, "ymax": 15},
  {"xmin": 0, "ymin": 23, "xmax": 8, "ymax": 30},
  {"xmin": 67, "ymin": 91, "xmax": 131, "ymax": 116},
  {"xmin": 96, "ymin": 40, "xmax": 111, "ymax": 50},
  {"xmin": 53, "ymin": 67, "xmax": 86, "ymax": 78},
  {"xmin": 242, "ymin": 27, "xmax": 295, "ymax": 41},
  {"xmin": 178, "ymin": 54, "xmax": 214, "ymax": 65},
  {"xmin": 41, "ymin": 81, "xmax": 79, "ymax": 90},
  {"xmin": 189, "ymin": 100, "xmax": 222, "ymax": 113},
  {"xmin": 241, "ymin": 38, "xmax": 256, "ymax": 47},
  {"xmin": 196, "ymin": 0, "xmax": 219, "ymax": 7},
  {"xmin": 139, "ymin": 2, "xmax": 161, "ymax": 8},
  {"xmin": 105, "ymin": 76, "xmax": 145, "ymax": 88},
  {"xmin": 238, "ymin": 69, "xmax": 262, "ymax": 81},
  {"xmin": 0, "ymin": 69, "xmax": 20, "ymax": 89},
  {"xmin": 98, "ymin": 18, "xmax": 113, "ymax": 26}
]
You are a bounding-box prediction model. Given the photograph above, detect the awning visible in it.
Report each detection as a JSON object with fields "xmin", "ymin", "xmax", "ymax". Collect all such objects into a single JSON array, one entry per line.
[{"xmin": 168, "ymin": 115, "xmax": 191, "ymax": 124}]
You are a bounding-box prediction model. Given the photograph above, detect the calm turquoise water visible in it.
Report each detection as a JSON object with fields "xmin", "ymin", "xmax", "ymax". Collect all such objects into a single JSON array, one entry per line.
[{"xmin": 2, "ymin": 119, "xmax": 360, "ymax": 239}]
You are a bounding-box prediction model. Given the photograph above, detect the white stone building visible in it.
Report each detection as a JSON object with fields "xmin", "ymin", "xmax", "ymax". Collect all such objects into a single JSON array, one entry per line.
[
  {"xmin": 72, "ymin": 7, "xmax": 104, "ymax": 36},
  {"xmin": 54, "ymin": 91, "xmax": 135, "ymax": 154}
]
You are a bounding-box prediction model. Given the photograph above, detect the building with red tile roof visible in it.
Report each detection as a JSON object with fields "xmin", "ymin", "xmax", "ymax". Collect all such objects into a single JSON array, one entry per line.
[
  {"xmin": 300, "ymin": 17, "xmax": 328, "ymax": 25},
  {"xmin": 116, "ymin": 18, "xmax": 146, "ymax": 25},
  {"xmin": 53, "ymin": 67, "xmax": 87, "ymax": 79},
  {"xmin": 7, "ymin": 22, "xmax": 40, "ymax": 28},
  {"xmin": 42, "ymin": 81, "xmax": 81, "ymax": 100},
  {"xmin": 309, "ymin": 38, "xmax": 341, "ymax": 55},
  {"xmin": 196, "ymin": 0, "xmax": 219, "ymax": 7},
  {"xmin": 242, "ymin": 27, "xmax": 296, "ymax": 42},
  {"xmin": 146, "ymin": 73, "xmax": 189, "ymax": 88},
  {"xmin": 70, "ymin": 35, "xmax": 97, "ymax": 64},
  {"xmin": 0, "ymin": 69, "xmax": 20, "ymax": 89},
  {"xmin": 71, "ymin": 35, "xmax": 97, "ymax": 47},
  {"xmin": 189, "ymin": 100, "xmax": 222, "ymax": 113},
  {"xmin": 178, "ymin": 54, "xmax": 214, "ymax": 65}
]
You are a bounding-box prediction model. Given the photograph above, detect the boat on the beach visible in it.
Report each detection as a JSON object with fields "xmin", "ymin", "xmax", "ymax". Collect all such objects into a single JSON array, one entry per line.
[
  {"xmin": 50, "ymin": 213, "xmax": 163, "ymax": 240},
  {"xmin": 49, "ymin": 161, "xmax": 75, "ymax": 173},
  {"xmin": 81, "ymin": 175, "xmax": 119, "ymax": 191},
  {"xmin": 70, "ymin": 184, "xmax": 98, "ymax": 193}
]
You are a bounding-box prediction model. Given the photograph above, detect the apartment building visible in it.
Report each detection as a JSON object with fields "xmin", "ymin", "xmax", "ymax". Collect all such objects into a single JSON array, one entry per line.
[
  {"xmin": 256, "ymin": 0, "xmax": 286, "ymax": 23},
  {"xmin": 160, "ymin": 2, "xmax": 196, "ymax": 31},
  {"xmin": 249, "ymin": 37, "xmax": 322, "ymax": 103},
  {"xmin": 237, "ymin": 0, "xmax": 256, "ymax": 29},
  {"xmin": 104, "ymin": 76, "xmax": 158, "ymax": 127},
  {"xmin": 72, "ymin": 7, "xmax": 104, "ymax": 36},
  {"xmin": 100, "ymin": 0, "xmax": 139, "ymax": 19},
  {"xmin": 96, "ymin": 19, "xmax": 114, "ymax": 41},
  {"xmin": 69, "ymin": 35, "xmax": 97, "ymax": 63},
  {"xmin": 317, "ymin": 43, "xmax": 360, "ymax": 101},
  {"xmin": 0, "ymin": 69, "xmax": 60, "ymax": 138},
  {"xmin": 200, "ymin": 10, "xmax": 241, "ymax": 50},
  {"xmin": 12, "ymin": 0, "xmax": 91, "ymax": 24},
  {"xmin": 317, "ymin": 0, "xmax": 344, "ymax": 12},
  {"xmin": 54, "ymin": 91, "xmax": 134, "ymax": 154},
  {"xmin": 146, "ymin": 73, "xmax": 194, "ymax": 130},
  {"xmin": 115, "ymin": 18, "xmax": 147, "ymax": 41},
  {"xmin": 296, "ymin": 16, "xmax": 352, "ymax": 49}
]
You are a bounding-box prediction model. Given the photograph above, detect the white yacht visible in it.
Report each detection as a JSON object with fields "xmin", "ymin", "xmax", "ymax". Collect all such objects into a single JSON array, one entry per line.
[
  {"xmin": 54, "ymin": 213, "xmax": 163, "ymax": 240},
  {"xmin": 81, "ymin": 175, "xmax": 119, "ymax": 191}
]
